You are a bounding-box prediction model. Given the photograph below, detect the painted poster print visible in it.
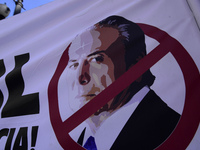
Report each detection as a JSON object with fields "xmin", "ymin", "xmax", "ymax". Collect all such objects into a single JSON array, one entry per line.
[{"xmin": 61, "ymin": 16, "xmax": 181, "ymax": 149}]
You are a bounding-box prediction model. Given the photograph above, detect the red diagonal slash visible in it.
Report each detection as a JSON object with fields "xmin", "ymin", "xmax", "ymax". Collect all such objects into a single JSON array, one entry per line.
[{"xmin": 48, "ymin": 23, "xmax": 200, "ymax": 150}]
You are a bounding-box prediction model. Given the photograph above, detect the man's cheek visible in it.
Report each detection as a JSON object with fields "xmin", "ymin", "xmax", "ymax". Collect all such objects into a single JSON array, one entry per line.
[
  {"xmin": 71, "ymin": 81, "xmax": 75, "ymax": 90},
  {"xmin": 90, "ymin": 62, "xmax": 102, "ymax": 69},
  {"xmin": 92, "ymin": 73, "xmax": 101, "ymax": 86},
  {"xmin": 99, "ymin": 65, "xmax": 113, "ymax": 87},
  {"xmin": 101, "ymin": 75, "xmax": 107, "ymax": 88},
  {"xmin": 67, "ymin": 71, "xmax": 79, "ymax": 89}
]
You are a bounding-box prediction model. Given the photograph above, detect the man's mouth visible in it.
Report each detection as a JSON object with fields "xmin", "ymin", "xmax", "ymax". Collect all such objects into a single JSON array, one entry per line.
[
  {"xmin": 82, "ymin": 94, "xmax": 97, "ymax": 98},
  {"xmin": 86, "ymin": 94, "xmax": 96, "ymax": 97},
  {"xmin": 81, "ymin": 94, "xmax": 97, "ymax": 101}
]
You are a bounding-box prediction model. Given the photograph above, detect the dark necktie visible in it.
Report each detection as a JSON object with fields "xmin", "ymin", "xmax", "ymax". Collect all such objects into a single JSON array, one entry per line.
[{"xmin": 83, "ymin": 136, "xmax": 97, "ymax": 150}]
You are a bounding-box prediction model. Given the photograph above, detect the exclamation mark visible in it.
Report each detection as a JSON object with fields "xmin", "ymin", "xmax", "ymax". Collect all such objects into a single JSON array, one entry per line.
[{"xmin": 31, "ymin": 126, "xmax": 39, "ymax": 150}]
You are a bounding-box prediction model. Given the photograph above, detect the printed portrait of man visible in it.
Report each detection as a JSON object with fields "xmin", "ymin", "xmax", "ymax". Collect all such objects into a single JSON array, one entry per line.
[{"xmin": 65, "ymin": 15, "xmax": 180, "ymax": 150}]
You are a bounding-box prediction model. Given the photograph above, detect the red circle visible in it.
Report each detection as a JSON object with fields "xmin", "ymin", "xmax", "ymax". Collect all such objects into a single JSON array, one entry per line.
[
  {"xmin": 48, "ymin": 24, "xmax": 200, "ymax": 149},
  {"xmin": 137, "ymin": 24, "xmax": 200, "ymax": 150}
]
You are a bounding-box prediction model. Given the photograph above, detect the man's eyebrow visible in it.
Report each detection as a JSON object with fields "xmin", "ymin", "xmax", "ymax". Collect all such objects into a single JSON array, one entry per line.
[{"xmin": 87, "ymin": 50, "xmax": 106, "ymax": 57}]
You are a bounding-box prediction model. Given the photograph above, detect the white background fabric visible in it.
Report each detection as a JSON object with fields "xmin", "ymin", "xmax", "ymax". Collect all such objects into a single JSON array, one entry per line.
[{"xmin": 0, "ymin": 0, "xmax": 199, "ymax": 149}]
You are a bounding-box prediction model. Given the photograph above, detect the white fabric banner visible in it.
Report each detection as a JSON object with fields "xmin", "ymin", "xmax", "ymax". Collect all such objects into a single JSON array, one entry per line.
[{"xmin": 0, "ymin": 0, "xmax": 199, "ymax": 149}]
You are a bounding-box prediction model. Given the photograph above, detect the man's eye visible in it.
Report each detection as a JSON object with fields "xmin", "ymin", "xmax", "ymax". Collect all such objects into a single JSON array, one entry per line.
[
  {"xmin": 69, "ymin": 63, "xmax": 79, "ymax": 69},
  {"xmin": 91, "ymin": 55, "xmax": 104, "ymax": 63}
]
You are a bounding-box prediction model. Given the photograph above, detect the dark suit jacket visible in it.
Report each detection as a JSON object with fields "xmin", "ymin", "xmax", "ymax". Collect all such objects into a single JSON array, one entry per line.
[{"xmin": 78, "ymin": 90, "xmax": 180, "ymax": 150}]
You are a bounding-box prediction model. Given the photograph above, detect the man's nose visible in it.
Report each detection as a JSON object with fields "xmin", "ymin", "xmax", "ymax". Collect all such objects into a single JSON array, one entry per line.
[{"xmin": 79, "ymin": 60, "xmax": 91, "ymax": 85}]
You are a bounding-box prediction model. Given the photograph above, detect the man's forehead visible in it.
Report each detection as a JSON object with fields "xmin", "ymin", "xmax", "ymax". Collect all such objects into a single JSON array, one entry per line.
[
  {"xmin": 68, "ymin": 28, "xmax": 102, "ymax": 58},
  {"xmin": 68, "ymin": 26, "xmax": 120, "ymax": 59}
]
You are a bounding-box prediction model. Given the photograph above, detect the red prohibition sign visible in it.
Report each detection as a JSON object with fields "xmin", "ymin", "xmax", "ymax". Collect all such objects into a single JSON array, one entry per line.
[{"xmin": 48, "ymin": 23, "xmax": 200, "ymax": 150}]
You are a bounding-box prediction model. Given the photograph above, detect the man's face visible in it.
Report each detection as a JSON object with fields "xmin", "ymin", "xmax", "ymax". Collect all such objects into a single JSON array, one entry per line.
[{"xmin": 66, "ymin": 26, "xmax": 126, "ymax": 114}]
